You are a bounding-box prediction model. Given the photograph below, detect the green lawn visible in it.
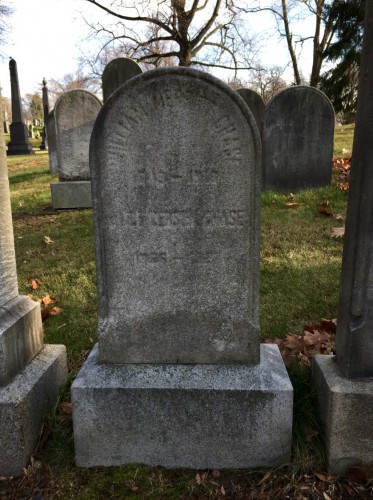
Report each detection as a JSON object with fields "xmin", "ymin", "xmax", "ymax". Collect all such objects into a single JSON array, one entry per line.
[{"xmin": 2, "ymin": 125, "xmax": 359, "ymax": 498}]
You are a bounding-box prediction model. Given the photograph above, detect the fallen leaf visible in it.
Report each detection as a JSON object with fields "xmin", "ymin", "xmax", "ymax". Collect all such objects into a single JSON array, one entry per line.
[
  {"xmin": 212, "ymin": 469, "xmax": 222, "ymax": 479},
  {"xmin": 49, "ymin": 306, "xmax": 63, "ymax": 315},
  {"xmin": 31, "ymin": 279, "xmax": 40, "ymax": 290},
  {"xmin": 323, "ymin": 492, "xmax": 332, "ymax": 500},
  {"xmin": 319, "ymin": 201, "xmax": 333, "ymax": 217},
  {"xmin": 29, "ymin": 193, "xmax": 37, "ymax": 199},
  {"xmin": 19, "ymin": 200, "xmax": 25, "ymax": 207},
  {"xmin": 331, "ymin": 227, "xmax": 345, "ymax": 238},
  {"xmin": 221, "ymin": 484, "xmax": 226, "ymax": 495},
  {"xmin": 39, "ymin": 295, "xmax": 57, "ymax": 306},
  {"xmin": 59, "ymin": 402, "xmax": 72, "ymax": 415},
  {"xmin": 315, "ymin": 472, "xmax": 336, "ymax": 482},
  {"xmin": 195, "ymin": 473, "xmax": 202, "ymax": 485},
  {"xmin": 44, "ymin": 235, "xmax": 54, "ymax": 245},
  {"xmin": 284, "ymin": 202, "xmax": 304, "ymax": 207}
]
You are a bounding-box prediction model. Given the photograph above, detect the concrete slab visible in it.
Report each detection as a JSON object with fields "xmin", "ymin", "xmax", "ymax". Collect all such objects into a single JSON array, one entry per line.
[
  {"xmin": 51, "ymin": 181, "xmax": 92, "ymax": 209},
  {"xmin": 0, "ymin": 344, "xmax": 67, "ymax": 477},
  {"xmin": 313, "ymin": 354, "xmax": 373, "ymax": 475},
  {"xmin": 72, "ymin": 344, "xmax": 293, "ymax": 468}
]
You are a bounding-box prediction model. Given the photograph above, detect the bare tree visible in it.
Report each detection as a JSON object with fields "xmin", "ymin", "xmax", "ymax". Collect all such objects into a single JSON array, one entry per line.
[
  {"xmin": 0, "ymin": 1, "xmax": 13, "ymax": 46},
  {"xmin": 83, "ymin": 0, "xmax": 256, "ymax": 77},
  {"xmin": 46, "ymin": 68, "xmax": 101, "ymax": 107},
  {"xmin": 243, "ymin": 1, "xmax": 338, "ymax": 86},
  {"xmin": 248, "ymin": 65, "xmax": 287, "ymax": 102}
]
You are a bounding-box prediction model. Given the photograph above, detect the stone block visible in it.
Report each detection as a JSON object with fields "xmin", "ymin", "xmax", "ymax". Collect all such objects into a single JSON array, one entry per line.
[
  {"xmin": 313, "ymin": 354, "xmax": 373, "ymax": 475},
  {"xmin": 0, "ymin": 296, "xmax": 43, "ymax": 387},
  {"xmin": 0, "ymin": 344, "xmax": 68, "ymax": 477},
  {"xmin": 72, "ymin": 344, "xmax": 293, "ymax": 468},
  {"xmin": 51, "ymin": 180, "xmax": 92, "ymax": 209}
]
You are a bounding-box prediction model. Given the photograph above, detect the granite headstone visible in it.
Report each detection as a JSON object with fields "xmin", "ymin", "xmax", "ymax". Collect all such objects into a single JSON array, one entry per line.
[
  {"xmin": 72, "ymin": 67, "xmax": 293, "ymax": 469},
  {"xmin": 262, "ymin": 86, "xmax": 334, "ymax": 192},
  {"xmin": 102, "ymin": 57, "xmax": 142, "ymax": 102},
  {"xmin": 51, "ymin": 89, "xmax": 102, "ymax": 208},
  {"xmin": 236, "ymin": 88, "xmax": 265, "ymax": 132},
  {"xmin": 313, "ymin": 0, "xmax": 373, "ymax": 475}
]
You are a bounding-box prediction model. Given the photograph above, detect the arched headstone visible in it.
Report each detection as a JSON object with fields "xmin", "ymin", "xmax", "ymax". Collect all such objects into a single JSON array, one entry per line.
[
  {"xmin": 262, "ymin": 86, "xmax": 334, "ymax": 192},
  {"xmin": 237, "ymin": 88, "xmax": 265, "ymax": 132},
  {"xmin": 102, "ymin": 57, "xmax": 142, "ymax": 102},
  {"xmin": 72, "ymin": 67, "xmax": 292, "ymax": 469},
  {"xmin": 51, "ymin": 89, "xmax": 102, "ymax": 208}
]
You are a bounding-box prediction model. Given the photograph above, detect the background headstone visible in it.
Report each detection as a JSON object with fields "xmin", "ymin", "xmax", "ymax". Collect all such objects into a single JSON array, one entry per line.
[
  {"xmin": 262, "ymin": 86, "xmax": 334, "ymax": 192},
  {"xmin": 313, "ymin": 0, "xmax": 373, "ymax": 475},
  {"xmin": 72, "ymin": 67, "xmax": 293, "ymax": 469},
  {"xmin": 0, "ymin": 101, "xmax": 67, "ymax": 476},
  {"xmin": 7, "ymin": 58, "xmax": 34, "ymax": 156},
  {"xmin": 102, "ymin": 57, "xmax": 142, "ymax": 102},
  {"xmin": 51, "ymin": 89, "xmax": 101, "ymax": 208},
  {"xmin": 40, "ymin": 78, "xmax": 49, "ymax": 150},
  {"xmin": 47, "ymin": 109, "xmax": 58, "ymax": 173},
  {"xmin": 236, "ymin": 88, "xmax": 265, "ymax": 132}
]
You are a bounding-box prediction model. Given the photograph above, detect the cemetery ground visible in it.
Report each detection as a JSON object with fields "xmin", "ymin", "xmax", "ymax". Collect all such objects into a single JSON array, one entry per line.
[{"xmin": 2, "ymin": 124, "xmax": 372, "ymax": 498}]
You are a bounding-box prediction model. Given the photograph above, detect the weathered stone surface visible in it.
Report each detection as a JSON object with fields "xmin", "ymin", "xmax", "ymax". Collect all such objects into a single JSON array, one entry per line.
[
  {"xmin": 90, "ymin": 67, "xmax": 262, "ymax": 364},
  {"xmin": 262, "ymin": 86, "xmax": 334, "ymax": 192},
  {"xmin": 0, "ymin": 344, "xmax": 68, "ymax": 476},
  {"xmin": 333, "ymin": 1, "xmax": 373, "ymax": 379},
  {"xmin": 55, "ymin": 90, "xmax": 101, "ymax": 181},
  {"xmin": 51, "ymin": 180, "xmax": 92, "ymax": 209},
  {"xmin": 0, "ymin": 119, "xmax": 18, "ymax": 307},
  {"xmin": 313, "ymin": 355, "xmax": 373, "ymax": 475},
  {"xmin": 0, "ymin": 296, "xmax": 43, "ymax": 386},
  {"xmin": 7, "ymin": 59, "xmax": 34, "ymax": 156},
  {"xmin": 72, "ymin": 344, "xmax": 293, "ymax": 468},
  {"xmin": 102, "ymin": 57, "xmax": 142, "ymax": 103},
  {"xmin": 47, "ymin": 110, "xmax": 58, "ymax": 173},
  {"xmin": 236, "ymin": 88, "xmax": 265, "ymax": 132}
]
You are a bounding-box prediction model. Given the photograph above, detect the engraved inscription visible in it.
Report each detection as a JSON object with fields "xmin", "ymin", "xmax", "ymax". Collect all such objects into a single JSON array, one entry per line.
[{"xmin": 119, "ymin": 210, "xmax": 247, "ymax": 228}]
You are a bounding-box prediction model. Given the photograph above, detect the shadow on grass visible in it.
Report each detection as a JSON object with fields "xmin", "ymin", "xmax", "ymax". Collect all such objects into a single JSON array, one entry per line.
[{"xmin": 9, "ymin": 169, "xmax": 50, "ymax": 185}]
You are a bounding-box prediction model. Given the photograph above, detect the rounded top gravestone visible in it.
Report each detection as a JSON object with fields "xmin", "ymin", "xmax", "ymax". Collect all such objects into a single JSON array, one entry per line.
[
  {"xmin": 236, "ymin": 88, "xmax": 265, "ymax": 132},
  {"xmin": 54, "ymin": 89, "xmax": 102, "ymax": 181},
  {"xmin": 90, "ymin": 67, "xmax": 262, "ymax": 365},
  {"xmin": 102, "ymin": 58, "xmax": 142, "ymax": 103},
  {"xmin": 262, "ymin": 85, "xmax": 335, "ymax": 192}
]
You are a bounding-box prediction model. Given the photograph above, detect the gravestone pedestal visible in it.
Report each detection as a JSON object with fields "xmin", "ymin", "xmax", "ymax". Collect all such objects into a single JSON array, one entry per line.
[
  {"xmin": 51, "ymin": 180, "xmax": 92, "ymax": 209},
  {"xmin": 74, "ymin": 344, "xmax": 292, "ymax": 468},
  {"xmin": 72, "ymin": 68, "xmax": 293, "ymax": 468},
  {"xmin": 313, "ymin": 356, "xmax": 373, "ymax": 475},
  {"xmin": 313, "ymin": 1, "xmax": 373, "ymax": 476}
]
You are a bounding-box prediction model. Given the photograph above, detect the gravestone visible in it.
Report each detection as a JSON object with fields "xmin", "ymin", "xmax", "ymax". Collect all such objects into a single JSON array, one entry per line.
[
  {"xmin": 47, "ymin": 109, "xmax": 58, "ymax": 173},
  {"xmin": 51, "ymin": 89, "xmax": 101, "ymax": 208},
  {"xmin": 0, "ymin": 103, "xmax": 67, "ymax": 476},
  {"xmin": 28, "ymin": 123, "xmax": 34, "ymax": 138},
  {"xmin": 7, "ymin": 59, "xmax": 34, "ymax": 156},
  {"xmin": 102, "ymin": 57, "xmax": 142, "ymax": 102},
  {"xmin": 236, "ymin": 88, "xmax": 265, "ymax": 132},
  {"xmin": 313, "ymin": 1, "xmax": 373, "ymax": 475},
  {"xmin": 72, "ymin": 67, "xmax": 293, "ymax": 468},
  {"xmin": 262, "ymin": 86, "xmax": 334, "ymax": 192},
  {"xmin": 40, "ymin": 78, "xmax": 49, "ymax": 150}
]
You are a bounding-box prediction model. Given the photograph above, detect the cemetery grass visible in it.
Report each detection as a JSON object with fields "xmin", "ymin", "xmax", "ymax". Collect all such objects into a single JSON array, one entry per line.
[{"xmin": 5, "ymin": 127, "xmax": 370, "ymax": 498}]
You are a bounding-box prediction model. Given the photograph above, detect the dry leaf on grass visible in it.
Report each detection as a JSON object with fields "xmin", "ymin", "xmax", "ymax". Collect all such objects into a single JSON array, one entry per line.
[
  {"xmin": 59, "ymin": 402, "xmax": 72, "ymax": 415},
  {"xmin": 266, "ymin": 319, "xmax": 336, "ymax": 369},
  {"xmin": 44, "ymin": 235, "xmax": 54, "ymax": 245},
  {"xmin": 30, "ymin": 279, "xmax": 40, "ymax": 290},
  {"xmin": 331, "ymin": 227, "xmax": 345, "ymax": 238},
  {"xmin": 319, "ymin": 201, "xmax": 333, "ymax": 217},
  {"xmin": 284, "ymin": 202, "xmax": 304, "ymax": 207}
]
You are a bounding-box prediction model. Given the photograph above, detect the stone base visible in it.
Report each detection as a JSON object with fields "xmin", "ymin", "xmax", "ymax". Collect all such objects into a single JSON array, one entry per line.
[
  {"xmin": 0, "ymin": 296, "xmax": 44, "ymax": 386},
  {"xmin": 51, "ymin": 181, "xmax": 92, "ymax": 209},
  {"xmin": 72, "ymin": 344, "xmax": 293, "ymax": 468},
  {"xmin": 313, "ymin": 355, "xmax": 373, "ymax": 475},
  {"xmin": 0, "ymin": 344, "xmax": 67, "ymax": 477}
]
